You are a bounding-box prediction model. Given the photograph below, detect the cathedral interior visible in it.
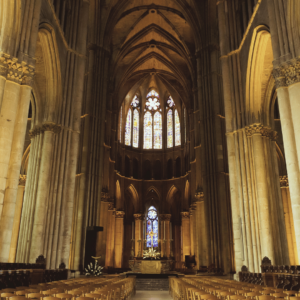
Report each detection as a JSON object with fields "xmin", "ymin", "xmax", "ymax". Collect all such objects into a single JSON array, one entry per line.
[{"xmin": 1, "ymin": 0, "xmax": 300, "ymax": 291}]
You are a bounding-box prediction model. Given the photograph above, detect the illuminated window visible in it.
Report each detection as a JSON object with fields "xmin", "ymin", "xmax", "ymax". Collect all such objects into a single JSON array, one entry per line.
[
  {"xmin": 154, "ymin": 112, "xmax": 162, "ymax": 149},
  {"xmin": 131, "ymin": 95, "xmax": 139, "ymax": 108},
  {"xmin": 144, "ymin": 111, "xmax": 152, "ymax": 149},
  {"xmin": 119, "ymin": 106, "xmax": 122, "ymax": 142},
  {"xmin": 175, "ymin": 109, "xmax": 181, "ymax": 146},
  {"xmin": 125, "ymin": 109, "xmax": 132, "ymax": 146},
  {"xmin": 167, "ymin": 109, "xmax": 173, "ymax": 148},
  {"xmin": 146, "ymin": 97, "xmax": 160, "ymax": 111},
  {"xmin": 167, "ymin": 96, "xmax": 175, "ymax": 108},
  {"xmin": 147, "ymin": 206, "xmax": 158, "ymax": 248},
  {"xmin": 133, "ymin": 109, "xmax": 139, "ymax": 148},
  {"xmin": 147, "ymin": 90, "xmax": 159, "ymax": 98}
]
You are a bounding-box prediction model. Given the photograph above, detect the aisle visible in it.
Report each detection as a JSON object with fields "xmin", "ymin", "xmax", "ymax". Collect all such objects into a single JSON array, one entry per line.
[{"xmin": 132, "ymin": 291, "xmax": 172, "ymax": 300}]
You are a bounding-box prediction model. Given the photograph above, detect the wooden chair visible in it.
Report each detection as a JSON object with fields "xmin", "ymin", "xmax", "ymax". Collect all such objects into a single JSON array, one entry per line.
[
  {"xmin": 260, "ymin": 291, "xmax": 275, "ymax": 295},
  {"xmin": 26, "ymin": 289, "xmax": 40, "ymax": 294},
  {"xmin": 271, "ymin": 293, "xmax": 286, "ymax": 298},
  {"xmin": 245, "ymin": 292, "xmax": 262, "ymax": 299},
  {"xmin": 255, "ymin": 297, "xmax": 276, "ymax": 300},
  {"xmin": 0, "ymin": 290, "xmax": 15, "ymax": 293},
  {"xmin": 14, "ymin": 291, "xmax": 26, "ymax": 296},
  {"xmin": 227, "ymin": 296, "xmax": 246, "ymax": 300},
  {"xmin": 27, "ymin": 293, "xmax": 44, "ymax": 300},
  {"xmin": 9, "ymin": 297, "xmax": 27, "ymax": 300},
  {"xmin": 218, "ymin": 291, "xmax": 234, "ymax": 299},
  {"xmin": 289, "ymin": 298, "xmax": 300, "ymax": 300},
  {"xmin": 43, "ymin": 297, "xmax": 61, "ymax": 300},
  {"xmin": 1, "ymin": 293, "xmax": 14, "ymax": 300},
  {"xmin": 83, "ymin": 293, "xmax": 101, "ymax": 299},
  {"xmin": 54, "ymin": 294, "xmax": 73, "ymax": 300},
  {"xmin": 77, "ymin": 297, "xmax": 100, "ymax": 300},
  {"xmin": 200, "ymin": 295, "xmax": 219, "ymax": 300},
  {"xmin": 15, "ymin": 287, "xmax": 28, "ymax": 291}
]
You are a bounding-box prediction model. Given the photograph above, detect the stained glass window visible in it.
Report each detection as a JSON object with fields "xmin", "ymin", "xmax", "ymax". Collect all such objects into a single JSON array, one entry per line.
[
  {"xmin": 133, "ymin": 109, "xmax": 139, "ymax": 148},
  {"xmin": 119, "ymin": 106, "xmax": 122, "ymax": 142},
  {"xmin": 167, "ymin": 109, "xmax": 173, "ymax": 148},
  {"xmin": 147, "ymin": 206, "xmax": 159, "ymax": 248},
  {"xmin": 144, "ymin": 111, "xmax": 152, "ymax": 149},
  {"xmin": 125, "ymin": 109, "xmax": 132, "ymax": 146},
  {"xmin": 154, "ymin": 112, "xmax": 162, "ymax": 149},
  {"xmin": 147, "ymin": 90, "xmax": 159, "ymax": 98},
  {"xmin": 131, "ymin": 95, "xmax": 139, "ymax": 108},
  {"xmin": 146, "ymin": 98, "xmax": 160, "ymax": 111},
  {"xmin": 175, "ymin": 109, "xmax": 181, "ymax": 146},
  {"xmin": 167, "ymin": 96, "xmax": 175, "ymax": 108}
]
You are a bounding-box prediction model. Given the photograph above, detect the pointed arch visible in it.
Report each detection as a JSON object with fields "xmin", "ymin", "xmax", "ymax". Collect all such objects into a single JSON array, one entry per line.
[
  {"xmin": 246, "ymin": 26, "xmax": 274, "ymax": 126},
  {"xmin": 116, "ymin": 180, "xmax": 121, "ymax": 204},
  {"xmin": 184, "ymin": 180, "xmax": 190, "ymax": 203},
  {"xmin": 166, "ymin": 185, "xmax": 179, "ymax": 205}
]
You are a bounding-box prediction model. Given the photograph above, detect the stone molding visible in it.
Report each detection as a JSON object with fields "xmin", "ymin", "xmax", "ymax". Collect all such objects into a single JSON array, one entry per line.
[
  {"xmin": 160, "ymin": 214, "xmax": 171, "ymax": 221},
  {"xmin": 115, "ymin": 211, "xmax": 125, "ymax": 219},
  {"xmin": 133, "ymin": 214, "xmax": 143, "ymax": 221},
  {"xmin": 273, "ymin": 58, "xmax": 300, "ymax": 88},
  {"xmin": 280, "ymin": 175, "xmax": 289, "ymax": 188},
  {"xmin": 0, "ymin": 54, "xmax": 35, "ymax": 86},
  {"xmin": 19, "ymin": 175, "xmax": 27, "ymax": 186},
  {"xmin": 29, "ymin": 123, "xmax": 62, "ymax": 139},
  {"xmin": 245, "ymin": 124, "xmax": 277, "ymax": 140},
  {"xmin": 180, "ymin": 212, "xmax": 190, "ymax": 219},
  {"xmin": 108, "ymin": 202, "xmax": 115, "ymax": 210}
]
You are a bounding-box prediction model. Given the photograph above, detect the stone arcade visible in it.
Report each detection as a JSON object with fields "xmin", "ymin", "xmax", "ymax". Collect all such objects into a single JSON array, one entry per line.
[{"xmin": 0, "ymin": 0, "xmax": 300, "ymax": 286}]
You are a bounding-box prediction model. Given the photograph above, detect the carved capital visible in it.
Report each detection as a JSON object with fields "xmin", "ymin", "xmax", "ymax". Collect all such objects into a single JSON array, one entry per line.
[
  {"xmin": 280, "ymin": 175, "xmax": 289, "ymax": 188},
  {"xmin": 108, "ymin": 202, "xmax": 115, "ymax": 210},
  {"xmin": 115, "ymin": 211, "xmax": 125, "ymax": 218},
  {"xmin": 273, "ymin": 59, "xmax": 300, "ymax": 88},
  {"xmin": 195, "ymin": 185, "xmax": 204, "ymax": 202},
  {"xmin": 134, "ymin": 214, "xmax": 143, "ymax": 221},
  {"xmin": 42, "ymin": 122, "xmax": 62, "ymax": 134},
  {"xmin": 181, "ymin": 211, "xmax": 190, "ymax": 219},
  {"xmin": 160, "ymin": 214, "xmax": 171, "ymax": 221},
  {"xmin": 29, "ymin": 126, "xmax": 43, "ymax": 139},
  {"xmin": 245, "ymin": 123, "xmax": 263, "ymax": 137},
  {"xmin": 19, "ymin": 175, "xmax": 27, "ymax": 186},
  {"xmin": 22, "ymin": 64, "xmax": 35, "ymax": 86}
]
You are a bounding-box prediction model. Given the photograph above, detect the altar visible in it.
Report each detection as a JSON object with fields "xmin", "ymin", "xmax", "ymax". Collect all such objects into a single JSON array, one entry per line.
[{"xmin": 129, "ymin": 259, "xmax": 173, "ymax": 274}]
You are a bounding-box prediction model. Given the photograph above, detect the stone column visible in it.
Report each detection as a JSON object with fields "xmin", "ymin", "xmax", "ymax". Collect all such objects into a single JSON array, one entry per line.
[
  {"xmin": 280, "ymin": 176, "xmax": 298, "ymax": 264},
  {"xmin": 161, "ymin": 214, "xmax": 171, "ymax": 258},
  {"xmin": 134, "ymin": 214, "xmax": 143, "ymax": 257},
  {"xmin": 114, "ymin": 211, "xmax": 125, "ymax": 268},
  {"xmin": 105, "ymin": 203, "xmax": 115, "ymax": 267},
  {"xmin": 274, "ymin": 66, "xmax": 300, "ymax": 261},
  {"xmin": 245, "ymin": 124, "xmax": 275, "ymax": 262},
  {"xmin": 96, "ymin": 197, "xmax": 110, "ymax": 266},
  {"xmin": 8, "ymin": 175, "xmax": 26, "ymax": 262},
  {"xmin": 29, "ymin": 124, "xmax": 61, "ymax": 263},
  {"xmin": 181, "ymin": 212, "xmax": 191, "ymax": 261},
  {"xmin": 189, "ymin": 206, "xmax": 195, "ymax": 256}
]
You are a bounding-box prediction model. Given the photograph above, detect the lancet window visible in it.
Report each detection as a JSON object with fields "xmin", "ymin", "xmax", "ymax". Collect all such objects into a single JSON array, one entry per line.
[
  {"xmin": 124, "ymin": 95, "xmax": 140, "ymax": 147},
  {"xmin": 167, "ymin": 96, "xmax": 181, "ymax": 148},
  {"xmin": 147, "ymin": 206, "xmax": 159, "ymax": 247}
]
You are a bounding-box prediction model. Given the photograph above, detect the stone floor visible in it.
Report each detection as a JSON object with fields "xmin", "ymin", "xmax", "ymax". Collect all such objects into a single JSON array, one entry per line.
[{"xmin": 132, "ymin": 291, "xmax": 173, "ymax": 299}]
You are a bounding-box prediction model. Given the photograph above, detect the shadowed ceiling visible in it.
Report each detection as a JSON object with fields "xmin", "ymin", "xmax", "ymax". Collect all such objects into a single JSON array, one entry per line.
[{"xmin": 104, "ymin": 0, "xmax": 200, "ymax": 110}]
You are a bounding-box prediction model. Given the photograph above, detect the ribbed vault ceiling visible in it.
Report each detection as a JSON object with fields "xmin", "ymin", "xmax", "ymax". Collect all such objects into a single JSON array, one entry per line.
[{"xmin": 105, "ymin": 0, "xmax": 199, "ymax": 110}]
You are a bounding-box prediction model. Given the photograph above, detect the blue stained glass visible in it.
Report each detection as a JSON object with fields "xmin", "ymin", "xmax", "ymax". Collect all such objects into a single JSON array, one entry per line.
[
  {"xmin": 146, "ymin": 206, "xmax": 159, "ymax": 248},
  {"xmin": 154, "ymin": 112, "xmax": 162, "ymax": 149},
  {"xmin": 147, "ymin": 90, "xmax": 159, "ymax": 98}
]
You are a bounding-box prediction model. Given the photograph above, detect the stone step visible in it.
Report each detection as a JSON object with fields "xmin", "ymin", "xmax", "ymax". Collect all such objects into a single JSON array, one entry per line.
[{"xmin": 136, "ymin": 278, "xmax": 169, "ymax": 291}]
